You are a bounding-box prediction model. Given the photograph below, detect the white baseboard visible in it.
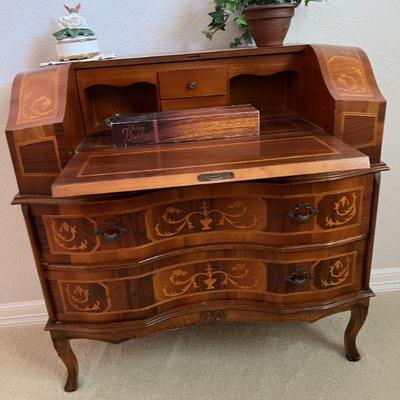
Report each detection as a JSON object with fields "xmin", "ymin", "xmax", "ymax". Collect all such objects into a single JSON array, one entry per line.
[
  {"xmin": 0, "ymin": 300, "xmax": 47, "ymax": 327},
  {"xmin": 0, "ymin": 267, "xmax": 399, "ymax": 327},
  {"xmin": 371, "ymin": 267, "xmax": 400, "ymax": 293}
]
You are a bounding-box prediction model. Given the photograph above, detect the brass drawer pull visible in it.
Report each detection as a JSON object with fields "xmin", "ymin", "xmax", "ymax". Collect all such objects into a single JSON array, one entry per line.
[
  {"xmin": 285, "ymin": 268, "xmax": 313, "ymax": 287},
  {"xmin": 95, "ymin": 220, "xmax": 128, "ymax": 242},
  {"xmin": 287, "ymin": 202, "xmax": 318, "ymax": 224},
  {"xmin": 197, "ymin": 172, "xmax": 235, "ymax": 182},
  {"xmin": 187, "ymin": 80, "xmax": 198, "ymax": 89}
]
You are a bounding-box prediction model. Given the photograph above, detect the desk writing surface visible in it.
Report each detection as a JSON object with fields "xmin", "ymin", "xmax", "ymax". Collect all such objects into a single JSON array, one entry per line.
[{"xmin": 52, "ymin": 133, "xmax": 370, "ymax": 198}]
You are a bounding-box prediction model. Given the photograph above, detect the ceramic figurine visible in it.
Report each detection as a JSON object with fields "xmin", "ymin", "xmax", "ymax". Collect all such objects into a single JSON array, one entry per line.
[{"xmin": 53, "ymin": 3, "xmax": 100, "ymax": 61}]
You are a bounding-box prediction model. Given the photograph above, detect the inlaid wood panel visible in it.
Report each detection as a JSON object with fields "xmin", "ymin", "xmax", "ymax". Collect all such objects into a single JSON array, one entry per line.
[
  {"xmin": 14, "ymin": 67, "xmax": 61, "ymax": 127},
  {"xmin": 51, "ymin": 133, "xmax": 369, "ymax": 198},
  {"xmin": 17, "ymin": 137, "xmax": 62, "ymax": 176},
  {"xmin": 307, "ymin": 45, "xmax": 386, "ymax": 163},
  {"xmin": 313, "ymin": 45, "xmax": 382, "ymax": 101},
  {"xmin": 153, "ymin": 260, "xmax": 267, "ymax": 301},
  {"xmin": 61, "ymin": 282, "xmax": 111, "ymax": 313},
  {"xmin": 6, "ymin": 64, "xmax": 85, "ymax": 194},
  {"xmin": 46, "ymin": 241, "xmax": 366, "ymax": 323},
  {"xmin": 324, "ymin": 48, "xmax": 372, "ymax": 98},
  {"xmin": 7, "ymin": 64, "xmax": 72, "ymax": 131},
  {"xmin": 341, "ymin": 112, "xmax": 377, "ymax": 147},
  {"xmin": 146, "ymin": 197, "xmax": 266, "ymax": 240},
  {"xmin": 45, "ymin": 216, "xmax": 101, "ymax": 253}
]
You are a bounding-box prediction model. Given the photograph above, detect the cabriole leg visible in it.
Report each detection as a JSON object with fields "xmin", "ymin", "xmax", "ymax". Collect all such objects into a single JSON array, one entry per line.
[
  {"xmin": 50, "ymin": 332, "xmax": 79, "ymax": 392},
  {"xmin": 344, "ymin": 302, "xmax": 369, "ymax": 362}
]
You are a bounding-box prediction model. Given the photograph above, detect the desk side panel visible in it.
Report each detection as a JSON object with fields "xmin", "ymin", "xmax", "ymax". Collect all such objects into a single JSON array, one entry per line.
[
  {"xmin": 6, "ymin": 64, "xmax": 85, "ymax": 195},
  {"xmin": 303, "ymin": 45, "xmax": 386, "ymax": 164}
]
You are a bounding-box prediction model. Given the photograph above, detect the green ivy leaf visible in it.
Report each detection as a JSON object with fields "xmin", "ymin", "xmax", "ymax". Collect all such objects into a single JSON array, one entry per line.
[
  {"xmin": 234, "ymin": 14, "xmax": 248, "ymax": 28},
  {"xmin": 204, "ymin": 0, "xmax": 324, "ymax": 46}
]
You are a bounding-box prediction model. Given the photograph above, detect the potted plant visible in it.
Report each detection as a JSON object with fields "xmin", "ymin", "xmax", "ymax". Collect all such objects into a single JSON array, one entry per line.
[
  {"xmin": 53, "ymin": 3, "xmax": 100, "ymax": 61},
  {"xmin": 204, "ymin": 0, "xmax": 322, "ymax": 48}
]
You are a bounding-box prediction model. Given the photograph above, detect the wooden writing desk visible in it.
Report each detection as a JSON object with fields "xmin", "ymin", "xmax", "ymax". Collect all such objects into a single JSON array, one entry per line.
[{"xmin": 6, "ymin": 44, "xmax": 387, "ymax": 391}]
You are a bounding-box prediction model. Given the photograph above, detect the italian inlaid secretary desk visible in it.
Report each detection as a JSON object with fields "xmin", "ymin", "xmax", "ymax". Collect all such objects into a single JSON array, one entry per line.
[{"xmin": 6, "ymin": 44, "xmax": 387, "ymax": 391}]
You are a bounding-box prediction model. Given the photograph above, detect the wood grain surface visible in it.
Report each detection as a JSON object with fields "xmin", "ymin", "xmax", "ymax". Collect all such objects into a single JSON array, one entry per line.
[
  {"xmin": 108, "ymin": 105, "xmax": 259, "ymax": 147},
  {"xmin": 52, "ymin": 133, "xmax": 369, "ymax": 197}
]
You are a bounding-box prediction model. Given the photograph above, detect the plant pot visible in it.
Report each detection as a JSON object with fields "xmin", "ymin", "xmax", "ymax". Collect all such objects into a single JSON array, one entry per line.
[
  {"xmin": 244, "ymin": 3, "xmax": 298, "ymax": 47},
  {"xmin": 56, "ymin": 36, "xmax": 100, "ymax": 61}
]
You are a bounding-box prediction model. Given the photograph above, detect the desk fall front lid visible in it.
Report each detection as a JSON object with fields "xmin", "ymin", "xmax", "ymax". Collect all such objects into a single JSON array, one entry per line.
[{"xmin": 51, "ymin": 132, "xmax": 370, "ymax": 198}]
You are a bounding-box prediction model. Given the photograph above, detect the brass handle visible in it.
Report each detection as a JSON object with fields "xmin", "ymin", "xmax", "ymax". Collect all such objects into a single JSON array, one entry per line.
[
  {"xmin": 287, "ymin": 202, "xmax": 318, "ymax": 224},
  {"xmin": 95, "ymin": 220, "xmax": 128, "ymax": 242},
  {"xmin": 197, "ymin": 172, "xmax": 235, "ymax": 182},
  {"xmin": 285, "ymin": 268, "xmax": 313, "ymax": 287},
  {"xmin": 187, "ymin": 80, "xmax": 198, "ymax": 90}
]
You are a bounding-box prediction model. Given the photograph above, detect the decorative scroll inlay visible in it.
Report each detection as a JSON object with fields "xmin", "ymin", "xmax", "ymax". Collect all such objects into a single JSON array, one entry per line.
[
  {"xmin": 65, "ymin": 285, "xmax": 100, "ymax": 312},
  {"xmin": 21, "ymin": 92, "xmax": 54, "ymax": 121},
  {"xmin": 327, "ymin": 54, "xmax": 371, "ymax": 96},
  {"xmin": 51, "ymin": 221, "xmax": 88, "ymax": 251},
  {"xmin": 62, "ymin": 282, "xmax": 111, "ymax": 313},
  {"xmin": 321, "ymin": 257, "xmax": 351, "ymax": 288},
  {"xmin": 154, "ymin": 200, "xmax": 258, "ymax": 238},
  {"xmin": 16, "ymin": 68, "xmax": 60, "ymax": 125},
  {"xmin": 325, "ymin": 193, "xmax": 358, "ymax": 228},
  {"xmin": 52, "ymin": 252, "xmax": 357, "ymax": 316},
  {"xmin": 45, "ymin": 216, "xmax": 100, "ymax": 254},
  {"xmin": 162, "ymin": 263, "xmax": 259, "ymax": 298}
]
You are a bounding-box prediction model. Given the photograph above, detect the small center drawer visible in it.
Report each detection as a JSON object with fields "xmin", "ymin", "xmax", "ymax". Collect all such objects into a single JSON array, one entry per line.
[{"xmin": 158, "ymin": 67, "xmax": 227, "ymax": 99}]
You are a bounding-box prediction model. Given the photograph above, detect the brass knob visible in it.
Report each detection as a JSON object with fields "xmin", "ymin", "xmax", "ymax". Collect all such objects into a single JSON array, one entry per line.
[{"xmin": 187, "ymin": 80, "xmax": 198, "ymax": 90}]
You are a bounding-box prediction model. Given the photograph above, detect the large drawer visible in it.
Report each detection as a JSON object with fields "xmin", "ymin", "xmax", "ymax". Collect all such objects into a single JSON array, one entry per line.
[
  {"xmin": 46, "ymin": 241, "xmax": 367, "ymax": 323},
  {"xmin": 32, "ymin": 175, "xmax": 374, "ymax": 265}
]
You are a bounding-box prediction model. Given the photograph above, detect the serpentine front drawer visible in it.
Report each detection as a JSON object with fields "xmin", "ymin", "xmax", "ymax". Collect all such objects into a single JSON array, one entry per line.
[
  {"xmin": 46, "ymin": 240, "xmax": 366, "ymax": 324},
  {"xmin": 31, "ymin": 176, "xmax": 373, "ymax": 265}
]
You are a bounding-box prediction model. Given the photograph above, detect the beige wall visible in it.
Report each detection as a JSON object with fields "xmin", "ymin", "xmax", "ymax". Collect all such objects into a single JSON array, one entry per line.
[{"xmin": 0, "ymin": 0, "xmax": 399, "ymax": 304}]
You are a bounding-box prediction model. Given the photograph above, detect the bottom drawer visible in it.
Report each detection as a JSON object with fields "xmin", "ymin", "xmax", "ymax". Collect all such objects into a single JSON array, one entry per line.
[{"xmin": 47, "ymin": 241, "xmax": 366, "ymax": 323}]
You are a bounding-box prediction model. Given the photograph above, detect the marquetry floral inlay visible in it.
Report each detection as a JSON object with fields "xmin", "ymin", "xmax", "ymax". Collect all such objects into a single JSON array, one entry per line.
[
  {"xmin": 162, "ymin": 263, "xmax": 259, "ymax": 298},
  {"xmin": 321, "ymin": 257, "xmax": 351, "ymax": 288},
  {"xmin": 51, "ymin": 221, "xmax": 88, "ymax": 251},
  {"xmin": 325, "ymin": 193, "xmax": 358, "ymax": 228},
  {"xmin": 22, "ymin": 92, "xmax": 54, "ymax": 121},
  {"xmin": 64, "ymin": 284, "xmax": 111, "ymax": 312},
  {"xmin": 155, "ymin": 200, "xmax": 258, "ymax": 238},
  {"xmin": 327, "ymin": 55, "xmax": 369, "ymax": 95}
]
